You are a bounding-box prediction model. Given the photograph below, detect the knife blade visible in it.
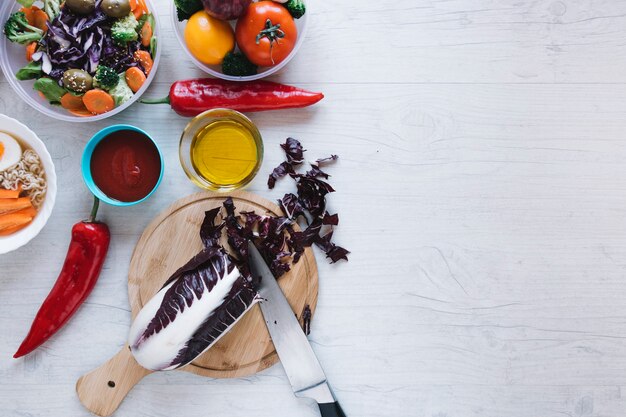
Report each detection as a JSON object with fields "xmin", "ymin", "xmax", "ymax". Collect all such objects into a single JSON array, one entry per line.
[{"xmin": 248, "ymin": 242, "xmax": 346, "ymax": 417}]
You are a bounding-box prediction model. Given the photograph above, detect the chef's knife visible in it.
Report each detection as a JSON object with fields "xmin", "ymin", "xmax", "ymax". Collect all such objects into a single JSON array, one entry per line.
[{"xmin": 248, "ymin": 242, "xmax": 346, "ymax": 417}]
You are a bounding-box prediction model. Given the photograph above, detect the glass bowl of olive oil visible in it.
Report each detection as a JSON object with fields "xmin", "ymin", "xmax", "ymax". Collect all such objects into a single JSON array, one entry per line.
[{"xmin": 179, "ymin": 109, "xmax": 263, "ymax": 191}]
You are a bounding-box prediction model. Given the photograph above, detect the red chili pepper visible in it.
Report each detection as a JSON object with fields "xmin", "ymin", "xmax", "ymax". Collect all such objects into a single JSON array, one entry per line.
[
  {"xmin": 14, "ymin": 197, "xmax": 110, "ymax": 358},
  {"xmin": 141, "ymin": 78, "xmax": 324, "ymax": 117}
]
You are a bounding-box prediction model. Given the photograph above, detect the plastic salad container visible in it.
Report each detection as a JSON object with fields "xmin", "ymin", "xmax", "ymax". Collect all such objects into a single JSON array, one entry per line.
[
  {"xmin": 0, "ymin": 0, "xmax": 161, "ymax": 123},
  {"xmin": 171, "ymin": 0, "xmax": 308, "ymax": 81}
]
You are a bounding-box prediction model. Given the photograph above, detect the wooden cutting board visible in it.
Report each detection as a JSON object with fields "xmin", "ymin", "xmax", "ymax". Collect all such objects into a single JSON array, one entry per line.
[{"xmin": 76, "ymin": 191, "xmax": 319, "ymax": 416}]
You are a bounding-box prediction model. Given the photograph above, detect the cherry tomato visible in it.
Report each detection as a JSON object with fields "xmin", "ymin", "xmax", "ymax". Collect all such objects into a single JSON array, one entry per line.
[
  {"xmin": 235, "ymin": 1, "xmax": 297, "ymax": 67},
  {"xmin": 185, "ymin": 11, "xmax": 235, "ymax": 65}
]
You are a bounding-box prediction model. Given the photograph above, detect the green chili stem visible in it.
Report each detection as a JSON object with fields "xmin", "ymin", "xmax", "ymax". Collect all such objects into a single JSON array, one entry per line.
[
  {"xmin": 89, "ymin": 196, "xmax": 100, "ymax": 223},
  {"xmin": 140, "ymin": 96, "xmax": 171, "ymax": 105}
]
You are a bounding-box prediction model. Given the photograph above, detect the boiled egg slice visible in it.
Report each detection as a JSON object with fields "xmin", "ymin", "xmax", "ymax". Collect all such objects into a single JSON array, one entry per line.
[{"xmin": 0, "ymin": 133, "xmax": 22, "ymax": 172}]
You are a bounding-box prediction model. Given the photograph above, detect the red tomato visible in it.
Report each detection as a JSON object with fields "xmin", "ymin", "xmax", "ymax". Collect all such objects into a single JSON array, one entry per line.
[{"xmin": 235, "ymin": 1, "xmax": 297, "ymax": 67}]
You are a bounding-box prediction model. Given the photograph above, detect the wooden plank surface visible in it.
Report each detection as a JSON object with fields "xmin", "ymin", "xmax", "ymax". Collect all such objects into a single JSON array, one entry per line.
[{"xmin": 3, "ymin": 1, "xmax": 626, "ymax": 416}]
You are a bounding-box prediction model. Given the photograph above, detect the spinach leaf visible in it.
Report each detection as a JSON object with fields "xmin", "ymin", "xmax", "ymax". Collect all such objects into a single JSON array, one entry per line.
[
  {"xmin": 33, "ymin": 78, "xmax": 66, "ymax": 104},
  {"xmin": 15, "ymin": 61, "xmax": 43, "ymax": 81}
]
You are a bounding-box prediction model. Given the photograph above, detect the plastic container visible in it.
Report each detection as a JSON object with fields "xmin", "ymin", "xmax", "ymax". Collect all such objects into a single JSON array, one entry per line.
[
  {"xmin": 0, "ymin": 114, "xmax": 57, "ymax": 255},
  {"xmin": 171, "ymin": 0, "xmax": 308, "ymax": 81},
  {"xmin": 0, "ymin": 0, "xmax": 162, "ymax": 123},
  {"xmin": 82, "ymin": 125, "xmax": 164, "ymax": 206},
  {"xmin": 179, "ymin": 109, "xmax": 263, "ymax": 191}
]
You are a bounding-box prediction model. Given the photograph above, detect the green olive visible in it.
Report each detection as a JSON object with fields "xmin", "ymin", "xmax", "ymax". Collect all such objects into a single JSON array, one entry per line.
[
  {"xmin": 100, "ymin": 0, "xmax": 131, "ymax": 18},
  {"xmin": 65, "ymin": 0, "xmax": 96, "ymax": 15},
  {"xmin": 62, "ymin": 69, "xmax": 93, "ymax": 94}
]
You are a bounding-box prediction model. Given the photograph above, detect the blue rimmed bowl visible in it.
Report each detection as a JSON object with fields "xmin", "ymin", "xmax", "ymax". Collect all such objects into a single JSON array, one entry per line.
[{"xmin": 81, "ymin": 125, "xmax": 164, "ymax": 207}]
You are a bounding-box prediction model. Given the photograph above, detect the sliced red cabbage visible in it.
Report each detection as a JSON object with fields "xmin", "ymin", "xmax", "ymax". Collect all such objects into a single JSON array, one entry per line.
[
  {"xmin": 302, "ymin": 304, "xmax": 311, "ymax": 335},
  {"xmin": 43, "ymin": 4, "xmax": 140, "ymax": 76},
  {"xmin": 281, "ymin": 137, "xmax": 305, "ymax": 165},
  {"xmin": 267, "ymin": 161, "xmax": 295, "ymax": 189},
  {"xmin": 31, "ymin": 51, "xmax": 52, "ymax": 74},
  {"xmin": 266, "ymin": 138, "xmax": 350, "ymax": 265}
]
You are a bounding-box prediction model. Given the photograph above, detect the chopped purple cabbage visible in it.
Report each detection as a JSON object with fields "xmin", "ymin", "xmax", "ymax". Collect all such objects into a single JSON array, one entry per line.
[
  {"xmin": 301, "ymin": 305, "xmax": 311, "ymax": 335},
  {"xmin": 43, "ymin": 4, "xmax": 141, "ymax": 76}
]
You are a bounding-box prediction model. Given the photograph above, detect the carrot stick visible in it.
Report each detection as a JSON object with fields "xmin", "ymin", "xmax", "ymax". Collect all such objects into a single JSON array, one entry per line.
[
  {"xmin": 125, "ymin": 67, "xmax": 146, "ymax": 93},
  {"xmin": 0, "ymin": 186, "xmax": 22, "ymax": 199},
  {"xmin": 26, "ymin": 42, "xmax": 37, "ymax": 61},
  {"xmin": 0, "ymin": 197, "xmax": 32, "ymax": 215},
  {"xmin": 83, "ymin": 89, "xmax": 115, "ymax": 115},
  {"xmin": 61, "ymin": 93, "xmax": 86, "ymax": 110},
  {"xmin": 140, "ymin": 21, "xmax": 153, "ymax": 47},
  {"xmin": 0, "ymin": 212, "xmax": 33, "ymax": 232},
  {"xmin": 133, "ymin": 50, "xmax": 153, "ymax": 75},
  {"xmin": 11, "ymin": 205, "xmax": 37, "ymax": 218},
  {"xmin": 0, "ymin": 220, "xmax": 32, "ymax": 236},
  {"xmin": 129, "ymin": 0, "xmax": 138, "ymax": 11}
]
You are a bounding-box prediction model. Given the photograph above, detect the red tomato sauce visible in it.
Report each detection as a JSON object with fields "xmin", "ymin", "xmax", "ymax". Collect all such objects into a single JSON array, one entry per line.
[{"xmin": 90, "ymin": 130, "xmax": 161, "ymax": 202}]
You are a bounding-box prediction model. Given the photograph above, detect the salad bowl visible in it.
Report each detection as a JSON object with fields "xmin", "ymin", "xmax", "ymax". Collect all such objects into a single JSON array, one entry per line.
[
  {"xmin": 0, "ymin": 0, "xmax": 162, "ymax": 122},
  {"xmin": 171, "ymin": 0, "xmax": 309, "ymax": 81}
]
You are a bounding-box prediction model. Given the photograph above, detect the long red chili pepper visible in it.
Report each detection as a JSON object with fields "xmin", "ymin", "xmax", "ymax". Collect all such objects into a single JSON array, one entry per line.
[
  {"xmin": 141, "ymin": 78, "xmax": 324, "ymax": 117},
  {"xmin": 14, "ymin": 197, "xmax": 110, "ymax": 358}
]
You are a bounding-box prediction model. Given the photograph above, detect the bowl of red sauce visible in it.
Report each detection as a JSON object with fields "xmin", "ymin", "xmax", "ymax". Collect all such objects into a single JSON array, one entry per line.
[{"xmin": 82, "ymin": 125, "xmax": 164, "ymax": 206}]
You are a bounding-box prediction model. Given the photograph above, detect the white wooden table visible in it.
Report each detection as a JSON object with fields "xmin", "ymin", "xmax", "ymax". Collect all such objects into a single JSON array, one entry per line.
[{"xmin": 3, "ymin": 1, "xmax": 626, "ymax": 416}]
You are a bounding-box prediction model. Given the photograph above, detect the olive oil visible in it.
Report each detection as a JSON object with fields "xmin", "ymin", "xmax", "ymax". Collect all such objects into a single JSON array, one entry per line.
[{"xmin": 190, "ymin": 119, "xmax": 259, "ymax": 188}]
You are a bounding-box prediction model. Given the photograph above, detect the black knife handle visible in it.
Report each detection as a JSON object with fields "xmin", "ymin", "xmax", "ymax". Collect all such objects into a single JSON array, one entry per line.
[{"xmin": 318, "ymin": 402, "xmax": 346, "ymax": 417}]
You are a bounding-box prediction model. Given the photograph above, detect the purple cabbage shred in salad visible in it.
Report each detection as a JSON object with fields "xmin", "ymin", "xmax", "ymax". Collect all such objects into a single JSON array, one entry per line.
[{"xmin": 43, "ymin": 3, "xmax": 140, "ymax": 80}]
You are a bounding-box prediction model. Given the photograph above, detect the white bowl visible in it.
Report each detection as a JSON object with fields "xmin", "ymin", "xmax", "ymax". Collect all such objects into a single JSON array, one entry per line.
[
  {"xmin": 0, "ymin": 114, "xmax": 57, "ymax": 254},
  {"xmin": 171, "ymin": 0, "xmax": 308, "ymax": 81},
  {"xmin": 0, "ymin": 0, "xmax": 162, "ymax": 123}
]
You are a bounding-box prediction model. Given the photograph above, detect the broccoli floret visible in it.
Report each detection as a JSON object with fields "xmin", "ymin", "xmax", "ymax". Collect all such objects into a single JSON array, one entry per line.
[
  {"xmin": 43, "ymin": 0, "xmax": 61, "ymax": 21},
  {"xmin": 3, "ymin": 11, "xmax": 43, "ymax": 45},
  {"xmin": 111, "ymin": 13, "xmax": 139, "ymax": 45},
  {"xmin": 94, "ymin": 65, "xmax": 119, "ymax": 90},
  {"xmin": 108, "ymin": 73, "xmax": 134, "ymax": 106},
  {"xmin": 222, "ymin": 52, "xmax": 257, "ymax": 77},
  {"xmin": 285, "ymin": 0, "xmax": 305, "ymax": 19},
  {"xmin": 174, "ymin": 0, "xmax": 202, "ymax": 21}
]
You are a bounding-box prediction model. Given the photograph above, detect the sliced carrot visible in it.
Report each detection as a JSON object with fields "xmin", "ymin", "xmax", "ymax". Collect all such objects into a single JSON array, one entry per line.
[
  {"xmin": 32, "ymin": 9, "xmax": 48, "ymax": 32},
  {"xmin": 140, "ymin": 21, "xmax": 153, "ymax": 47},
  {"xmin": 0, "ymin": 220, "xmax": 32, "ymax": 236},
  {"xmin": 67, "ymin": 108, "xmax": 93, "ymax": 117},
  {"xmin": 133, "ymin": 50, "xmax": 153, "ymax": 75},
  {"xmin": 26, "ymin": 42, "xmax": 37, "ymax": 61},
  {"xmin": 37, "ymin": 91, "xmax": 47, "ymax": 101},
  {"xmin": 0, "ymin": 185, "xmax": 22, "ymax": 199},
  {"xmin": 60, "ymin": 93, "xmax": 86, "ymax": 110},
  {"xmin": 0, "ymin": 212, "xmax": 33, "ymax": 232},
  {"xmin": 82, "ymin": 89, "xmax": 115, "ymax": 115},
  {"xmin": 129, "ymin": 0, "xmax": 138, "ymax": 11},
  {"xmin": 19, "ymin": 6, "xmax": 47, "ymax": 31},
  {"xmin": 125, "ymin": 67, "xmax": 146, "ymax": 93},
  {"xmin": 19, "ymin": 6, "xmax": 39, "ymax": 26},
  {"xmin": 0, "ymin": 197, "xmax": 31, "ymax": 215},
  {"xmin": 133, "ymin": 0, "xmax": 148, "ymax": 18}
]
